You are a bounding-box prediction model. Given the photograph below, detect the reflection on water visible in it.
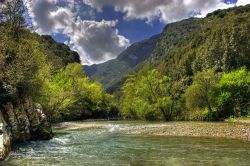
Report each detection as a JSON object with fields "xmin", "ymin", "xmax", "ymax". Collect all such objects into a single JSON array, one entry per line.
[{"xmin": 2, "ymin": 121, "xmax": 250, "ymax": 166}]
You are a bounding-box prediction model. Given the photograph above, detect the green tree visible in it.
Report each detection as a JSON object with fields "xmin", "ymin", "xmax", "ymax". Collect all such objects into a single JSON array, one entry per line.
[
  {"xmin": 120, "ymin": 75, "xmax": 139, "ymax": 119},
  {"xmin": 121, "ymin": 69, "xmax": 176, "ymax": 121},
  {"xmin": 0, "ymin": 0, "xmax": 26, "ymax": 39},
  {"xmin": 185, "ymin": 70, "xmax": 219, "ymax": 120},
  {"xmin": 215, "ymin": 67, "xmax": 250, "ymax": 118},
  {"xmin": 0, "ymin": 25, "xmax": 50, "ymax": 103},
  {"xmin": 39, "ymin": 63, "xmax": 113, "ymax": 121}
]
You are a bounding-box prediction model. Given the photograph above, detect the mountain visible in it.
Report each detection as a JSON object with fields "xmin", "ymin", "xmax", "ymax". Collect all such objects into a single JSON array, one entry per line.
[
  {"xmin": 148, "ymin": 4, "xmax": 250, "ymax": 79},
  {"xmin": 84, "ymin": 34, "xmax": 160, "ymax": 90},
  {"xmin": 85, "ymin": 5, "xmax": 250, "ymax": 94},
  {"xmin": 84, "ymin": 18, "xmax": 202, "ymax": 92},
  {"xmin": 149, "ymin": 18, "xmax": 201, "ymax": 62}
]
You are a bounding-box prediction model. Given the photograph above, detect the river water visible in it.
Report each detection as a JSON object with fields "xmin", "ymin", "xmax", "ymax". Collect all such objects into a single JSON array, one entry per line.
[{"xmin": 2, "ymin": 121, "xmax": 250, "ymax": 166}]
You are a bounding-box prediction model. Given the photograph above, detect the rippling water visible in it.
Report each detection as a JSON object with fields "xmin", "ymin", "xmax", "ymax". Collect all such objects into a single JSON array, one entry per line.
[{"xmin": 2, "ymin": 121, "xmax": 250, "ymax": 166}]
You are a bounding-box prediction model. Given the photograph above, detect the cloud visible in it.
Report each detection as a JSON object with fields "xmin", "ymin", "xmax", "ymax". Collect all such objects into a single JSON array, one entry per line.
[
  {"xmin": 237, "ymin": 0, "xmax": 250, "ymax": 6},
  {"xmin": 66, "ymin": 19, "xmax": 129, "ymax": 64},
  {"xmin": 24, "ymin": 0, "xmax": 130, "ymax": 65},
  {"xmin": 24, "ymin": 0, "xmax": 58, "ymax": 33},
  {"xmin": 83, "ymin": 0, "xmax": 238, "ymax": 23}
]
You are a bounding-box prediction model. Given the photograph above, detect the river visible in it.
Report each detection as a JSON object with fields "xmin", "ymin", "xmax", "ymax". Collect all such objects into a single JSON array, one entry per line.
[{"xmin": 2, "ymin": 121, "xmax": 250, "ymax": 166}]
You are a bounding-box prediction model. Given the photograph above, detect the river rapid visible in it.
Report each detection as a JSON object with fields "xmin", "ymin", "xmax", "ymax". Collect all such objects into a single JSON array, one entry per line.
[{"xmin": 2, "ymin": 121, "xmax": 250, "ymax": 166}]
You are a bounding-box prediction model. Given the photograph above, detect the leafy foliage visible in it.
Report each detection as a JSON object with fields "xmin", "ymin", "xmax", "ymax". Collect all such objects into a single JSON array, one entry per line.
[
  {"xmin": 0, "ymin": 0, "xmax": 26, "ymax": 37},
  {"xmin": 0, "ymin": 1, "xmax": 114, "ymax": 122},
  {"xmin": 38, "ymin": 63, "xmax": 113, "ymax": 121},
  {"xmin": 185, "ymin": 70, "xmax": 219, "ymax": 120},
  {"xmin": 121, "ymin": 69, "xmax": 181, "ymax": 121},
  {"xmin": 215, "ymin": 67, "xmax": 250, "ymax": 118}
]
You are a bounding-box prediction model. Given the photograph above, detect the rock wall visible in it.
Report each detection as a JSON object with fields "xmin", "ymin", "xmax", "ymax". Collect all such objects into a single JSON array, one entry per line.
[
  {"xmin": 0, "ymin": 96, "xmax": 53, "ymax": 160},
  {"xmin": 0, "ymin": 111, "xmax": 11, "ymax": 160}
]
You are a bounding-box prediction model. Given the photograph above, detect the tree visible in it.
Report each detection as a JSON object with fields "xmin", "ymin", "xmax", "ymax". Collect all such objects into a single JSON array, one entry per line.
[
  {"xmin": 185, "ymin": 70, "xmax": 219, "ymax": 120},
  {"xmin": 120, "ymin": 75, "xmax": 139, "ymax": 119},
  {"xmin": 0, "ymin": 25, "xmax": 49, "ymax": 103},
  {"xmin": 215, "ymin": 67, "xmax": 250, "ymax": 118},
  {"xmin": 120, "ymin": 69, "xmax": 176, "ymax": 121},
  {"xmin": 39, "ymin": 63, "xmax": 113, "ymax": 121},
  {"xmin": 0, "ymin": 0, "xmax": 26, "ymax": 39}
]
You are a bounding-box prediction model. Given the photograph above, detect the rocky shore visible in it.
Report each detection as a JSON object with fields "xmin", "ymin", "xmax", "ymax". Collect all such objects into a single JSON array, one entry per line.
[
  {"xmin": 55, "ymin": 121, "xmax": 250, "ymax": 142},
  {"xmin": 124, "ymin": 122, "xmax": 250, "ymax": 141},
  {"xmin": 0, "ymin": 96, "xmax": 53, "ymax": 160}
]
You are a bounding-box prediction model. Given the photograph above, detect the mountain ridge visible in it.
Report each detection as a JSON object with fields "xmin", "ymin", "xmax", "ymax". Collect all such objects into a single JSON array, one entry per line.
[
  {"xmin": 84, "ymin": 18, "xmax": 202, "ymax": 91},
  {"xmin": 84, "ymin": 34, "xmax": 160, "ymax": 90}
]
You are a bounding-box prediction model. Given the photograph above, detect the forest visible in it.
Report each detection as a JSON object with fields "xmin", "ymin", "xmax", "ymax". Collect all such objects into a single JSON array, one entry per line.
[{"xmin": 0, "ymin": 1, "xmax": 249, "ymax": 123}]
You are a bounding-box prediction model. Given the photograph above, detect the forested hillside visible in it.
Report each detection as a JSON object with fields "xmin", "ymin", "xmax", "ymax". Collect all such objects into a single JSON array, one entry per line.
[{"xmin": 120, "ymin": 5, "xmax": 250, "ymax": 121}]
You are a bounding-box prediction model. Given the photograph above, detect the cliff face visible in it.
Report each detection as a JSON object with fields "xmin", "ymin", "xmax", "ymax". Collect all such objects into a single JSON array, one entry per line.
[
  {"xmin": 0, "ymin": 96, "xmax": 53, "ymax": 160},
  {"xmin": 0, "ymin": 112, "xmax": 11, "ymax": 160}
]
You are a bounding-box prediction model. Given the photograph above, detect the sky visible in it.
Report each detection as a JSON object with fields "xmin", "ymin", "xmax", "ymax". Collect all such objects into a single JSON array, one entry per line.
[{"xmin": 23, "ymin": 0, "xmax": 250, "ymax": 65}]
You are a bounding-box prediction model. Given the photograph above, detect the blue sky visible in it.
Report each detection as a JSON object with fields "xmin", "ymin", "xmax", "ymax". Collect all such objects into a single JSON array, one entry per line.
[
  {"xmin": 24, "ymin": 0, "xmax": 249, "ymax": 65},
  {"xmin": 95, "ymin": 6, "xmax": 165, "ymax": 43}
]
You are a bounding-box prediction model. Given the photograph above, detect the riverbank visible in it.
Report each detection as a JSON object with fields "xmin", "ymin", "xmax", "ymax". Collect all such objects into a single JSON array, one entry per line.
[{"xmin": 54, "ymin": 121, "xmax": 250, "ymax": 142}]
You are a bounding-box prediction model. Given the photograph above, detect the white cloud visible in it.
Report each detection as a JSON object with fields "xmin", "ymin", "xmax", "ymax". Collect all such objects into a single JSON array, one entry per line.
[
  {"xmin": 66, "ymin": 19, "xmax": 129, "ymax": 64},
  {"xmin": 83, "ymin": 0, "xmax": 238, "ymax": 23},
  {"xmin": 237, "ymin": 0, "xmax": 250, "ymax": 6},
  {"xmin": 24, "ymin": 0, "xmax": 130, "ymax": 65}
]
